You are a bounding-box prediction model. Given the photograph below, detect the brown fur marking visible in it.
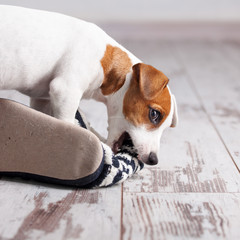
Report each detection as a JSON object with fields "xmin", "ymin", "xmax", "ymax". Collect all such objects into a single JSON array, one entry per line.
[
  {"xmin": 100, "ymin": 44, "xmax": 132, "ymax": 95},
  {"xmin": 123, "ymin": 63, "xmax": 171, "ymax": 130}
]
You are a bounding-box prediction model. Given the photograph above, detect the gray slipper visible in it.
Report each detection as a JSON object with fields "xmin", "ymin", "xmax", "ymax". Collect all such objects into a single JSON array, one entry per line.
[{"xmin": 0, "ymin": 98, "xmax": 144, "ymax": 188}]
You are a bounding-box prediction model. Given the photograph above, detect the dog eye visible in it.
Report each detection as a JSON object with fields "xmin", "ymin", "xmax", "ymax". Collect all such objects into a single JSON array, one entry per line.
[{"xmin": 149, "ymin": 108, "xmax": 162, "ymax": 125}]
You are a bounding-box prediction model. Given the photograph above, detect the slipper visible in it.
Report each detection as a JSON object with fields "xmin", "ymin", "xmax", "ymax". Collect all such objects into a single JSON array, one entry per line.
[{"xmin": 0, "ymin": 98, "xmax": 143, "ymax": 188}]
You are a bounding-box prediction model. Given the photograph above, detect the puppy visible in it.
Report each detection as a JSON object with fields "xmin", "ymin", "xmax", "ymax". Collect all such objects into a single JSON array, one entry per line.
[{"xmin": 0, "ymin": 5, "xmax": 178, "ymax": 165}]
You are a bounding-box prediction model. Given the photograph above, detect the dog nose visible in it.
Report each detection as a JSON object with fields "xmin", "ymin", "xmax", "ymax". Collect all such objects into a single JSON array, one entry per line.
[{"xmin": 147, "ymin": 152, "xmax": 158, "ymax": 165}]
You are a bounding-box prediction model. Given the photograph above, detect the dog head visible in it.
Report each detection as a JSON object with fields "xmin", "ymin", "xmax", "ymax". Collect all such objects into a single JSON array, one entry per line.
[{"xmin": 100, "ymin": 46, "xmax": 178, "ymax": 165}]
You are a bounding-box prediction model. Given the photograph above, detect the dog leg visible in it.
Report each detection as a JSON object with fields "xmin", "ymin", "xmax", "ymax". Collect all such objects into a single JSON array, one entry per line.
[
  {"xmin": 30, "ymin": 98, "xmax": 52, "ymax": 116},
  {"xmin": 49, "ymin": 78, "xmax": 82, "ymax": 124}
]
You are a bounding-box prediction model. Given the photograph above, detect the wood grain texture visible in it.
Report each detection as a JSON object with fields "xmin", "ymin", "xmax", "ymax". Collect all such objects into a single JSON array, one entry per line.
[
  {"xmin": 0, "ymin": 179, "xmax": 121, "ymax": 240},
  {"xmin": 123, "ymin": 41, "xmax": 240, "ymax": 194},
  {"xmin": 121, "ymin": 40, "xmax": 240, "ymax": 240},
  {"xmin": 174, "ymin": 41, "xmax": 240, "ymax": 171},
  {"xmin": 122, "ymin": 193, "xmax": 240, "ymax": 240},
  {"xmin": 1, "ymin": 40, "xmax": 240, "ymax": 240}
]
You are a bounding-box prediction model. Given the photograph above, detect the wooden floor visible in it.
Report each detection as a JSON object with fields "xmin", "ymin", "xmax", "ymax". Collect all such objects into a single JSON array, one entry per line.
[{"xmin": 0, "ymin": 40, "xmax": 240, "ymax": 240}]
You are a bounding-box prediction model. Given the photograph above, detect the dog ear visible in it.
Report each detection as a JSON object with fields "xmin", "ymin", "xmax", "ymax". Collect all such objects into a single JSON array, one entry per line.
[
  {"xmin": 170, "ymin": 94, "xmax": 178, "ymax": 127},
  {"xmin": 132, "ymin": 63, "xmax": 169, "ymax": 100}
]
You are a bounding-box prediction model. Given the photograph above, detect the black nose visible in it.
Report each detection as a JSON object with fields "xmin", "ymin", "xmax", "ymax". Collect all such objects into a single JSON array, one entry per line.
[{"xmin": 147, "ymin": 152, "xmax": 158, "ymax": 165}]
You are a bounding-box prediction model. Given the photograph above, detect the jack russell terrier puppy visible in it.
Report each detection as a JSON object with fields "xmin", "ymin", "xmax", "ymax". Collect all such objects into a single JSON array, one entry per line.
[{"xmin": 0, "ymin": 5, "xmax": 178, "ymax": 165}]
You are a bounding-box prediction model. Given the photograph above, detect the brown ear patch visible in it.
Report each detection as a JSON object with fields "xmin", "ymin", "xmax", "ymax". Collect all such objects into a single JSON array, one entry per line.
[
  {"xmin": 133, "ymin": 63, "xmax": 169, "ymax": 100},
  {"xmin": 100, "ymin": 45, "xmax": 132, "ymax": 95},
  {"xmin": 123, "ymin": 65, "xmax": 171, "ymax": 130}
]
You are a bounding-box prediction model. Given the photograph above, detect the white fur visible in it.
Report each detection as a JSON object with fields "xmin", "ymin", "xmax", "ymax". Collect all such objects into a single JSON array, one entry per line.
[
  {"xmin": 0, "ymin": 5, "xmax": 177, "ymax": 164},
  {"xmin": 106, "ymin": 78, "xmax": 177, "ymax": 163}
]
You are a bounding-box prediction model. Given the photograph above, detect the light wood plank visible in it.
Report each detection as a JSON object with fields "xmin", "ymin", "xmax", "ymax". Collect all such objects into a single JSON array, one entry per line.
[
  {"xmin": 0, "ymin": 179, "xmax": 121, "ymax": 240},
  {"xmin": 122, "ymin": 41, "xmax": 240, "ymax": 194},
  {"xmin": 121, "ymin": 41, "xmax": 240, "ymax": 240},
  {"xmin": 0, "ymin": 91, "xmax": 120, "ymax": 240},
  {"xmin": 122, "ymin": 193, "xmax": 240, "ymax": 240},
  {"xmin": 1, "ymin": 41, "xmax": 240, "ymax": 240},
  {"xmin": 174, "ymin": 41, "xmax": 240, "ymax": 170}
]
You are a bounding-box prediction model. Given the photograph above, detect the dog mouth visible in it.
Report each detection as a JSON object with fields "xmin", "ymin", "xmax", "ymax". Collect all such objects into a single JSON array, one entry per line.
[{"xmin": 112, "ymin": 131, "xmax": 133, "ymax": 154}]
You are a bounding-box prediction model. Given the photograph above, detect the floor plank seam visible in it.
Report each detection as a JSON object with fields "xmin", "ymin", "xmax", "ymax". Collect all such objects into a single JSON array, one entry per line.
[
  {"xmin": 120, "ymin": 183, "xmax": 124, "ymax": 240},
  {"xmin": 172, "ymin": 42, "xmax": 240, "ymax": 174},
  {"xmin": 187, "ymin": 79, "xmax": 240, "ymax": 174}
]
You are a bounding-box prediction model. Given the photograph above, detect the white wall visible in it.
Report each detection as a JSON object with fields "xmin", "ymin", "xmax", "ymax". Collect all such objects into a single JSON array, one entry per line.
[{"xmin": 0, "ymin": 0, "xmax": 240, "ymax": 23}]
